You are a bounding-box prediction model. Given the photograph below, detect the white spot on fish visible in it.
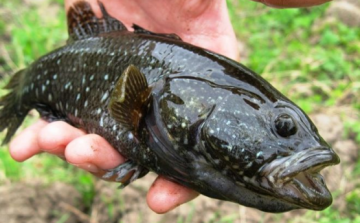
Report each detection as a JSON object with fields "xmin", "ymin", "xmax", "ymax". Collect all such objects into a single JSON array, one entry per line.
[
  {"xmin": 42, "ymin": 85, "xmax": 46, "ymax": 92},
  {"xmin": 90, "ymin": 75, "xmax": 94, "ymax": 81},
  {"xmin": 101, "ymin": 92, "xmax": 109, "ymax": 102},
  {"xmin": 57, "ymin": 59, "xmax": 61, "ymax": 65},
  {"xmin": 64, "ymin": 82, "xmax": 71, "ymax": 90},
  {"xmin": 53, "ymin": 74, "xmax": 57, "ymax": 80},
  {"xmin": 128, "ymin": 133, "xmax": 134, "ymax": 140},
  {"xmin": 48, "ymin": 94, "xmax": 52, "ymax": 101},
  {"xmin": 256, "ymin": 151, "xmax": 264, "ymax": 159},
  {"xmin": 245, "ymin": 162, "xmax": 253, "ymax": 169},
  {"xmin": 84, "ymin": 100, "xmax": 88, "ymax": 107},
  {"xmin": 86, "ymin": 87, "xmax": 90, "ymax": 92},
  {"xmin": 74, "ymin": 109, "xmax": 78, "ymax": 117},
  {"xmin": 97, "ymin": 108, "xmax": 102, "ymax": 114},
  {"xmin": 269, "ymin": 175, "xmax": 275, "ymax": 184},
  {"xmin": 104, "ymin": 74, "xmax": 109, "ymax": 80},
  {"xmin": 76, "ymin": 93, "xmax": 81, "ymax": 101},
  {"xmin": 99, "ymin": 116, "xmax": 104, "ymax": 127}
]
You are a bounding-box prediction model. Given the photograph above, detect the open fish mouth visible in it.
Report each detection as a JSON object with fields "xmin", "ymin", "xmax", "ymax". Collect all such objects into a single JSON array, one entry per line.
[{"xmin": 258, "ymin": 147, "xmax": 340, "ymax": 210}]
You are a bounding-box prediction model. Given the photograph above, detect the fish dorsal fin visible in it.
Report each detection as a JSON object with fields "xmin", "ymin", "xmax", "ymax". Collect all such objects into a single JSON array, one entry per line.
[
  {"xmin": 67, "ymin": 1, "xmax": 127, "ymax": 42},
  {"xmin": 108, "ymin": 65, "xmax": 152, "ymax": 131},
  {"xmin": 132, "ymin": 24, "xmax": 183, "ymax": 41}
]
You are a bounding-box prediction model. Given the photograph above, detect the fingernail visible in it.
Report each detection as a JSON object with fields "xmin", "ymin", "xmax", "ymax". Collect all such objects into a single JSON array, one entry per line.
[{"xmin": 73, "ymin": 163, "xmax": 99, "ymax": 173}]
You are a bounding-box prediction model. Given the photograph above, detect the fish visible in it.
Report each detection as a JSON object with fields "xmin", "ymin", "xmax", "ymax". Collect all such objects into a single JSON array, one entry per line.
[{"xmin": 0, "ymin": 1, "xmax": 340, "ymax": 213}]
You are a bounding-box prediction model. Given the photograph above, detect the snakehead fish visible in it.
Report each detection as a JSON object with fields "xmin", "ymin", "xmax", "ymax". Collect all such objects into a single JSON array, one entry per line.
[{"xmin": 0, "ymin": 1, "xmax": 340, "ymax": 212}]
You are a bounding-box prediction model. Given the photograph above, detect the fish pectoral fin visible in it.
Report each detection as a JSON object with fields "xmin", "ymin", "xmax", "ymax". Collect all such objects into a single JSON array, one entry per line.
[
  {"xmin": 102, "ymin": 160, "xmax": 149, "ymax": 188},
  {"xmin": 108, "ymin": 65, "xmax": 151, "ymax": 130},
  {"xmin": 67, "ymin": 1, "xmax": 127, "ymax": 43},
  {"xmin": 132, "ymin": 24, "xmax": 183, "ymax": 41}
]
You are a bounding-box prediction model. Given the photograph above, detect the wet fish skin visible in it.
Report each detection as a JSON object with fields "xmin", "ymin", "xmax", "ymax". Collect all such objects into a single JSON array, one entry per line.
[{"xmin": 0, "ymin": 1, "xmax": 340, "ymax": 213}]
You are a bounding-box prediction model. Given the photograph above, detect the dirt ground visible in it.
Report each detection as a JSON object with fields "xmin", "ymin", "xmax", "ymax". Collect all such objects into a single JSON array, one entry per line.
[{"xmin": 0, "ymin": 111, "xmax": 358, "ymax": 223}]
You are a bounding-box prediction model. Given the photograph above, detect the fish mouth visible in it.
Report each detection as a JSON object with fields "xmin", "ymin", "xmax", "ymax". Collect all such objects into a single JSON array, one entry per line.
[{"xmin": 258, "ymin": 147, "xmax": 340, "ymax": 210}]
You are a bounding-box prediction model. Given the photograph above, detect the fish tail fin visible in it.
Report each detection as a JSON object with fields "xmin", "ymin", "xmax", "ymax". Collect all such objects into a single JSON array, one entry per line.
[{"xmin": 0, "ymin": 69, "xmax": 30, "ymax": 145}]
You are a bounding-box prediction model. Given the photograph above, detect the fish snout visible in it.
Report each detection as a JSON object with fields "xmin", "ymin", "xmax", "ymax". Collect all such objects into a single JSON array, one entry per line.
[{"xmin": 257, "ymin": 146, "xmax": 340, "ymax": 210}]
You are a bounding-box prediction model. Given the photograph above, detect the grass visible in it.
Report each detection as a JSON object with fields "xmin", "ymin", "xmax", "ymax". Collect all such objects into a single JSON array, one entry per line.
[{"xmin": 0, "ymin": 0, "xmax": 359, "ymax": 222}]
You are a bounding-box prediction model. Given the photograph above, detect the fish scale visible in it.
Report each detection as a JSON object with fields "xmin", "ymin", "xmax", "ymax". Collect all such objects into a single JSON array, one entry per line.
[{"xmin": 0, "ymin": 1, "xmax": 339, "ymax": 213}]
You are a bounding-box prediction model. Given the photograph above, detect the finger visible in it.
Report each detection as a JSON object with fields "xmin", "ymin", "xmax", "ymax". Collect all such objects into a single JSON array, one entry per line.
[
  {"xmin": 37, "ymin": 121, "xmax": 86, "ymax": 158},
  {"xmin": 65, "ymin": 134, "xmax": 125, "ymax": 178},
  {"xmin": 147, "ymin": 176, "xmax": 199, "ymax": 214},
  {"xmin": 252, "ymin": 0, "xmax": 332, "ymax": 8},
  {"xmin": 9, "ymin": 119, "xmax": 48, "ymax": 162}
]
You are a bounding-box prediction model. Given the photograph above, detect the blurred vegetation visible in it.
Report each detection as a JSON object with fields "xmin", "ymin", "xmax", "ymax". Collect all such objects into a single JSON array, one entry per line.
[{"xmin": 0, "ymin": 0, "xmax": 359, "ymax": 222}]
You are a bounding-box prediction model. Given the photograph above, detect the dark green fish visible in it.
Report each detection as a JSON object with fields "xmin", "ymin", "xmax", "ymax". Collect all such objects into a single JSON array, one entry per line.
[{"xmin": 0, "ymin": 1, "xmax": 340, "ymax": 212}]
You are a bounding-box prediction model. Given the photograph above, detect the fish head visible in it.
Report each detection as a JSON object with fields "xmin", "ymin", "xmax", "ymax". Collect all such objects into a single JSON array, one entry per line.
[{"xmin": 200, "ymin": 92, "xmax": 340, "ymax": 211}]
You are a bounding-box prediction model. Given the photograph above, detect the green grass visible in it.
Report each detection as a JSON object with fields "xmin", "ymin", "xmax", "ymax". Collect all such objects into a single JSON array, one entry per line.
[
  {"xmin": 0, "ymin": 0, "xmax": 359, "ymax": 222},
  {"xmin": 0, "ymin": 0, "xmax": 67, "ymax": 73}
]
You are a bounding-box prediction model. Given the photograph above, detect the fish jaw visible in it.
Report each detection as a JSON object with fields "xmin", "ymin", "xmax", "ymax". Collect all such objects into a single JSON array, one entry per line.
[{"xmin": 257, "ymin": 146, "xmax": 340, "ymax": 210}]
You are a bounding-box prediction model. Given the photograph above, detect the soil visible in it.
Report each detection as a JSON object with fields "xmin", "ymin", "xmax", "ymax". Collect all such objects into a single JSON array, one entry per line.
[{"xmin": 0, "ymin": 182, "xmax": 83, "ymax": 223}]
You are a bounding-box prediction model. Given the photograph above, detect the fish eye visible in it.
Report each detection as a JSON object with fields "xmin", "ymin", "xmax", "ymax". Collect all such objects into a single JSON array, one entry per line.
[{"xmin": 274, "ymin": 114, "xmax": 297, "ymax": 137}]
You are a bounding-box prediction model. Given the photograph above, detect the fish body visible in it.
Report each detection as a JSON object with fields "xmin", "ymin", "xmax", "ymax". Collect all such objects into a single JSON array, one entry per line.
[{"xmin": 0, "ymin": 1, "xmax": 340, "ymax": 212}]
